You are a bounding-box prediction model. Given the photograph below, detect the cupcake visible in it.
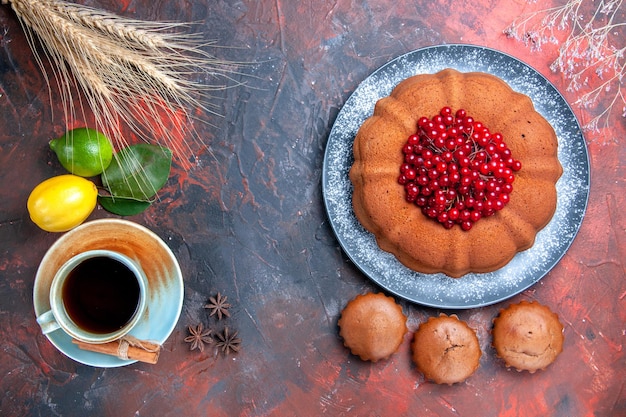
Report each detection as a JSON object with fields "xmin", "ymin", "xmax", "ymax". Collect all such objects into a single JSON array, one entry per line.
[
  {"xmin": 411, "ymin": 314, "xmax": 481, "ymax": 384},
  {"xmin": 338, "ymin": 292, "xmax": 407, "ymax": 362},
  {"xmin": 492, "ymin": 300, "xmax": 564, "ymax": 373}
]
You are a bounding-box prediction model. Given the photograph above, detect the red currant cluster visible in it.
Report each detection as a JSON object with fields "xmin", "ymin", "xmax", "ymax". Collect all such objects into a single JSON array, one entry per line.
[{"xmin": 398, "ymin": 107, "xmax": 522, "ymax": 231}]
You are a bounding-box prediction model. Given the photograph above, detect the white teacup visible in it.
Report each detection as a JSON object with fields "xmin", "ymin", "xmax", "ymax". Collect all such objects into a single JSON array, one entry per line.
[{"xmin": 36, "ymin": 249, "xmax": 148, "ymax": 344}]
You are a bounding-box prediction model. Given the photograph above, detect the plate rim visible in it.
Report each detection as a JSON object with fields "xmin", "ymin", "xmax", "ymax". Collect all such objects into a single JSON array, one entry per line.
[{"xmin": 322, "ymin": 43, "xmax": 590, "ymax": 308}]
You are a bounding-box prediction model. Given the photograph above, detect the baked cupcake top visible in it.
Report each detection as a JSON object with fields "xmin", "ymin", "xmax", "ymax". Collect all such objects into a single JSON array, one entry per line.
[
  {"xmin": 492, "ymin": 300, "xmax": 564, "ymax": 373},
  {"xmin": 338, "ymin": 292, "xmax": 407, "ymax": 362},
  {"xmin": 411, "ymin": 314, "xmax": 481, "ymax": 384}
]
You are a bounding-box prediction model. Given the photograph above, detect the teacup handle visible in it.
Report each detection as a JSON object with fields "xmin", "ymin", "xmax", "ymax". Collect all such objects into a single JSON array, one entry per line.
[{"xmin": 36, "ymin": 310, "xmax": 61, "ymax": 334}]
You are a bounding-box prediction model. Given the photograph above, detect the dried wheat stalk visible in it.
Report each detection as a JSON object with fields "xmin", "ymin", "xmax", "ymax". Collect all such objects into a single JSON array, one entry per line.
[{"xmin": 3, "ymin": 0, "xmax": 240, "ymax": 163}]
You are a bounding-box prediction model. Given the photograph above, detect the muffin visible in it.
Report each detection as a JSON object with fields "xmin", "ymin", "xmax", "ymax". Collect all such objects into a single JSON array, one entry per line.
[
  {"xmin": 492, "ymin": 300, "xmax": 564, "ymax": 373},
  {"xmin": 411, "ymin": 314, "xmax": 481, "ymax": 384},
  {"xmin": 338, "ymin": 292, "xmax": 407, "ymax": 362}
]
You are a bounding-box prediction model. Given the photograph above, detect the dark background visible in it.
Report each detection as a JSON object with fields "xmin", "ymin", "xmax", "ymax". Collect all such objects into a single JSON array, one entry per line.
[{"xmin": 1, "ymin": 0, "xmax": 624, "ymax": 416}]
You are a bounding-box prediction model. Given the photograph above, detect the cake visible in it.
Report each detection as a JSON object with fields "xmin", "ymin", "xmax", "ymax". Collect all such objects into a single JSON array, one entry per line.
[
  {"xmin": 349, "ymin": 68, "xmax": 563, "ymax": 277},
  {"xmin": 411, "ymin": 314, "xmax": 481, "ymax": 384},
  {"xmin": 338, "ymin": 292, "xmax": 407, "ymax": 362},
  {"xmin": 492, "ymin": 300, "xmax": 564, "ymax": 373}
]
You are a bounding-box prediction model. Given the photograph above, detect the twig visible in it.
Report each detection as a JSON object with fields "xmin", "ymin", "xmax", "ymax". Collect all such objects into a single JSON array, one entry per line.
[{"xmin": 505, "ymin": 0, "xmax": 625, "ymax": 139}]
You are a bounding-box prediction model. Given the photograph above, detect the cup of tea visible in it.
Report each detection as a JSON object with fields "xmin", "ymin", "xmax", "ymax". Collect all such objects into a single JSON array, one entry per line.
[{"xmin": 36, "ymin": 249, "xmax": 148, "ymax": 344}]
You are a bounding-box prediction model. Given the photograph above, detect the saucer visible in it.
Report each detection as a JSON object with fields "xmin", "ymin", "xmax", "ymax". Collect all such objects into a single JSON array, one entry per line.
[{"xmin": 33, "ymin": 219, "xmax": 184, "ymax": 367}]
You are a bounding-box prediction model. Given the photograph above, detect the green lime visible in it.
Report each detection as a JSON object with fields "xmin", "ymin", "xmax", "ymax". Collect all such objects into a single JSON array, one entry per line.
[{"xmin": 50, "ymin": 127, "xmax": 114, "ymax": 177}]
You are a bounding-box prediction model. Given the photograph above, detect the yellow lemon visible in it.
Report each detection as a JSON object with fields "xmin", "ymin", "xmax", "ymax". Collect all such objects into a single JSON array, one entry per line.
[
  {"xmin": 50, "ymin": 127, "xmax": 113, "ymax": 177},
  {"xmin": 27, "ymin": 175, "xmax": 98, "ymax": 232}
]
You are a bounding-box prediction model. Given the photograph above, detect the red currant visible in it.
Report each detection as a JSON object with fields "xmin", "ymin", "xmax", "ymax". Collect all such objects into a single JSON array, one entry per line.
[{"xmin": 401, "ymin": 107, "xmax": 518, "ymax": 230}]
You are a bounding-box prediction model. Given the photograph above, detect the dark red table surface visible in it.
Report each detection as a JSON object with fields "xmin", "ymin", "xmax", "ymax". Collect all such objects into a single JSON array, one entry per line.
[{"xmin": 1, "ymin": 0, "xmax": 624, "ymax": 416}]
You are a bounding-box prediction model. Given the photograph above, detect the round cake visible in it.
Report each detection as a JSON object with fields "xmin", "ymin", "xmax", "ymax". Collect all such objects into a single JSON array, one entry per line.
[
  {"xmin": 349, "ymin": 68, "xmax": 563, "ymax": 277},
  {"xmin": 411, "ymin": 314, "xmax": 481, "ymax": 384},
  {"xmin": 338, "ymin": 292, "xmax": 407, "ymax": 362},
  {"xmin": 492, "ymin": 300, "xmax": 564, "ymax": 373}
]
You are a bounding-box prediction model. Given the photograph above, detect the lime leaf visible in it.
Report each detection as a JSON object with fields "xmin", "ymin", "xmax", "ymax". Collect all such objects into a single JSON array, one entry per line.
[
  {"xmin": 98, "ymin": 195, "xmax": 152, "ymax": 216},
  {"xmin": 102, "ymin": 144, "xmax": 172, "ymax": 201}
]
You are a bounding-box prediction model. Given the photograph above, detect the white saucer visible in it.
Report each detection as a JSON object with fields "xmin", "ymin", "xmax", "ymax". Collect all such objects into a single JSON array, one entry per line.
[{"xmin": 33, "ymin": 219, "xmax": 184, "ymax": 367}]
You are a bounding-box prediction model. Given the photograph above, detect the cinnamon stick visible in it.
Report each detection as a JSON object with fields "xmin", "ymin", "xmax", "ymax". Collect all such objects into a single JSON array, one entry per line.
[{"xmin": 72, "ymin": 338, "xmax": 160, "ymax": 364}]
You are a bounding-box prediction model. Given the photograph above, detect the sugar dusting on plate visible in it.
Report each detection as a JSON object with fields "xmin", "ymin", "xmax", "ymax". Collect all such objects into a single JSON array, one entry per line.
[{"xmin": 322, "ymin": 45, "xmax": 590, "ymax": 309}]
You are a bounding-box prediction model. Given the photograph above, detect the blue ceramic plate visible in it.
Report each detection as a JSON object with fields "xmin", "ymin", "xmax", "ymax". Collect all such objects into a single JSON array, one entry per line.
[{"xmin": 322, "ymin": 44, "xmax": 590, "ymax": 309}]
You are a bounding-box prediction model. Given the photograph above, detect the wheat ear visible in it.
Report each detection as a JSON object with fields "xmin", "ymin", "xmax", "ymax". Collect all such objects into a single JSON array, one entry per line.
[{"xmin": 4, "ymin": 0, "xmax": 241, "ymax": 166}]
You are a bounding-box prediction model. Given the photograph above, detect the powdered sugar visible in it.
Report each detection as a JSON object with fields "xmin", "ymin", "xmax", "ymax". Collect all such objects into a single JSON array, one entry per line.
[{"xmin": 322, "ymin": 45, "xmax": 590, "ymax": 308}]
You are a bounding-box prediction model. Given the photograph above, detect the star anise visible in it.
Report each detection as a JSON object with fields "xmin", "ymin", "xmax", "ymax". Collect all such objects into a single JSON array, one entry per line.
[
  {"xmin": 184, "ymin": 323, "xmax": 213, "ymax": 352},
  {"xmin": 215, "ymin": 327, "xmax": 241, "ymax": 356},
  {"xmin": 204, "ymin": 292, "xmax": 231, "ymax": 320}
]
